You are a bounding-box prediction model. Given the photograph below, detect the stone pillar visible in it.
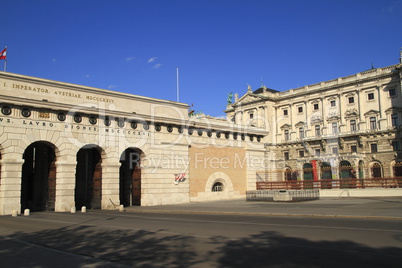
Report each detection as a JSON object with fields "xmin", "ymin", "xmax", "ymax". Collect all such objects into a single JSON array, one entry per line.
[
  {"xmin": 54, "ymin": 160, "xmax": 77, "ymax": 212},
  {"xmin": 101, "ymin": 159, "xmax": 121, "ymax": 210},
  {"xmin": 0, "ymin": 158, "xmax": 24, "ymax": 215}
]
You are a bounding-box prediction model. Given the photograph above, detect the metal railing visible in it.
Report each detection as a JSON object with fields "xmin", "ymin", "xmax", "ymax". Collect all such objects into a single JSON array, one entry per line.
[{"xmin": 256, "ymin": 177, "xmax": 402, "ymax": 190}]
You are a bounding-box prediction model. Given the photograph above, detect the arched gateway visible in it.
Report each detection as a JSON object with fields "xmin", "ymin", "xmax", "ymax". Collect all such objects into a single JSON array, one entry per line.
[
  {"xmin": 75, "ymin": 146, "xmax": 103, "ymax": 209},
  {"xmin": 21, "ymin": 141, "xmax": 56, "ymax": 212},
  {"xmin": 119, "ymin": 148, "xmax": 143, "ymax": 207}
]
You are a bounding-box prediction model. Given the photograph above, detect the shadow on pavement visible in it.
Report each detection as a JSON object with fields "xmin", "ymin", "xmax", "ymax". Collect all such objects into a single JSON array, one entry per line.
[{"xmin": 2, "ymin": 225, "xmax": 402, "ymax": 267}]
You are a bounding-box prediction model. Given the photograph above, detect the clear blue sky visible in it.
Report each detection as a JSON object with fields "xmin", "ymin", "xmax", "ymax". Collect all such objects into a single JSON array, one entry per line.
[{"xmin": 2, "ymin": 0, "xmax": 401, "ymax": 117}]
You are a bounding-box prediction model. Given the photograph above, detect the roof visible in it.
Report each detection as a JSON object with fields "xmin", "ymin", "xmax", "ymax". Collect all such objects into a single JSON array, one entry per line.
[{"xmin": 252, "ymin": 86, "xmax": 279, "ymax": 94}]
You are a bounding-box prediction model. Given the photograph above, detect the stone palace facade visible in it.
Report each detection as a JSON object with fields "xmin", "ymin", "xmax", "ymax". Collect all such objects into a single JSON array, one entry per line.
[
  {"xmin": 0, "ymin": 55, "xmax": 401, "ymax": 215},
  {"xmin": 226, "ymin": 60, "xmax": 402, "ymax": 184}
]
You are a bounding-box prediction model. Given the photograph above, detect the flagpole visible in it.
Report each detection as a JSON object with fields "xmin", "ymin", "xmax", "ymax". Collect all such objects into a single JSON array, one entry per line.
[
  {"xmin": 176, "ymin": 67, "xmax": 180, "ymax": 102},
  {"xmin": 4, "ymin": 59, "xmax": 6, "ymax": 72}
]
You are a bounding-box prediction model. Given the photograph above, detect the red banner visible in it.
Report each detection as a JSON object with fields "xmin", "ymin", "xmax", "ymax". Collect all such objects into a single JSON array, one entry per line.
[{"xmin": 312, "ymin": 160, "xmax": 319, "ymax": 181}]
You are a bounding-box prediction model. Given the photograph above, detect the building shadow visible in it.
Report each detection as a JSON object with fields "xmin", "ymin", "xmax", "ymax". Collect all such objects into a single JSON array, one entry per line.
[{"xmin": 208, "ymin": 230, "xmax": 402, "ymax": 268}]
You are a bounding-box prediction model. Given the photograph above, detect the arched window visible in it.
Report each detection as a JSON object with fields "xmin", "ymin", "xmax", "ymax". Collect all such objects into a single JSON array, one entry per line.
[
  {"xmin": 284, "ymin": 168, "xmax": 292, "ymax": 181},
  {"xmin": 371, "ymin": 162, "xmax": 382, "ymax": 178},
  {"xmin": 212, "ymin": 182, "xmax": 224, "ymax": 192}
]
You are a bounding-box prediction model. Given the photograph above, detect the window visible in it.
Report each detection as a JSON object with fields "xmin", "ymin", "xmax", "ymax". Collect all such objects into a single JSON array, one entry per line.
[
  {"xmin": 391, "ymin": 113, "xmax": 398, "ymax": 127},
  {"xmin": 284, "ymin": 129, "xmax": 290, "ymax": 141},
  {"xmin": 350, "ymin": 119, "xmax": 357, "ymax": 132},
  {"xmin": 315, "ymin": 125, "xmax": 321, "ymax": 136},
  {"xmin": 389, "ymin": 88, "xmax": 396, "ymax": 97},
  {"xmin": 298, "ymin": 106, "xmax": 303, "ymax": 113},
  {"xmin": 284, "ymin": 152, "xmax": 289, "ymax": 160},
  {"xmin": 370, "ymin": 117, "xmax": 377, "ymax": 130},
  {"xmin": 330, "ymin": 100, "xmax": 336, "ymax": 107},
  {"xmin": 332, "ymin": 147, "xmax": 338, "ymax": 154},
  {"xmin": 313, "ymin": 103, "xmax": 319, "ymax": 110},
  {"xmin": 315, "ymin": 149, "xmax": 320, "ymax": 156},
  {"xmin": 392, "ymin": 141, "xmax": 400, "ymax": 151},
  {"xmin": 370, "ymin": 143, "xmax": 378, "ymax": 153},
  {"xmin": 351, "ymin": 145, "xmax": 357, "ymax": 153},
  {"xmin": 348, "ymin": 97, "xmax": 354, "ymax": 104},
  {"xmin": 332, "ymin": 122, "xmax": 338, "ymax": 134},
  {"xmin": 299, "ymin": 127, "xmax": 304, "ymax": 139},
  {"xmin": 283, "ymin": 109, "xmax": 288, "ymax": 116},
  {"xmin": 212, "ymin": 182, "xmax": 223, "ymax": 192},
  {"xmin": 250, "ymin": 113, "xmax": 254, "ymax": 119},
  {"xmin": 368, "ymin": 93, "xmax": 375, "ymax": 100},
  {"xmin": 299, "ymin": 150, "xmax": 305, "ymax": 157}
]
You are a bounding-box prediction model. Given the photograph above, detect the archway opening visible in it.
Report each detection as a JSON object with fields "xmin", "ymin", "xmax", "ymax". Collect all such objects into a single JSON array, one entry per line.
[
  {"xmin": 321, "ymin": 162, "xmax": 332, "ymax": 189},
  {"xmin": 303, "ymin": 163, "xmax": 313, "ymax": 189},
  {"xmin": 75, "ymin": 146, "xmax": 102, "ymax": 209},
  {"xmin": 119, "ymin": 148, "xmax": 142, "ymax": 207},
  {"xmin": 339, "ymin": 160, "xmax": 355, "ymax": 188},
  {"xmin": 21, "ymin": 142, "xmax": 56, "ymax": 212},
  {"xmin": 371, "ymin": 162, "xmax": 382, "ymax": 178}
]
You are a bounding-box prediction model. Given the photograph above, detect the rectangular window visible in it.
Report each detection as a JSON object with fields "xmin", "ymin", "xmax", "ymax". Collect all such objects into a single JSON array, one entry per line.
[
  {"xmin": 370, "ymin": 117, "xmax": 377, "ymax": 130},
  {"xmin": 330, "ymin": 100, "xmax": 336, "ymax": 107},
  {"xmin": 350, "ymin": 119, "xmax": 357, "ymax": 132},
  {"xmin": 348, "ymin": 97, "xmax": 354, "ymax": 104},
  {"xmin": 284, "ymin": 152, "xmax": 289, "ymax": 160},
  {"xmin": 391, "ymin": 113, "xmax": 398, "ymax": 127},
  {"xmin": 368, "ymin": 93, "xmax": 375, "ymax": 100},
  {"xmin": 250, "ymin": 113, "xmax": 254, "ymax": 119},
  {"xmin": 299, "ymin": 127, "xmax": 304, "ymax": 139},
  {"xmin": 370, "ymin": 143, "xmax": 378, "ymax": 153},
  {"xmin": 315, "ymin": 125, "xmax": 320, "ymax": 136},
  {"xmin": 298, "ymin": 106, "xmax": 303, "ymax": 113},
  {"xmin": 332, "ymin": 122, "xmax": 338, "ymax": 134},
  {"xmin": 351, "ymin": 145, "xmax": 357, "ymax": 153},
  {"xmin": 283, "ymin": 109, "xmax": 288, "ymax": 116},
  {"xmin": 299, "ymin": 150, "xmax": 305, "ymax": 157},
  {"xmin": 315, "ymin": 149, "xmax": 320, "ymax": 156},
  {"xmin": 284, "ymin": 129, "xmax": 290, "ymax": 141},
  {"xmin": 392, "ymin": 141, "xmax": 400, "ymax": 151},
  {"xmin": 313, "ymin": 103, "xmax": 319, "ymax": 110},
  {"xmin": 389, "ymin": 88, "xmax": 396, "ymax": 97},
  {"xmin": 332, "ymin": 147, "xmax": 338, "ymax": 154}
]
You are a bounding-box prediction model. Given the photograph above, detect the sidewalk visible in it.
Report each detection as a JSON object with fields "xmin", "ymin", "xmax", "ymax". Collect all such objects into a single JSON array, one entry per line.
[{"xmin": 125, "ymin": 197, "xmax": 402, "ymax": 219}]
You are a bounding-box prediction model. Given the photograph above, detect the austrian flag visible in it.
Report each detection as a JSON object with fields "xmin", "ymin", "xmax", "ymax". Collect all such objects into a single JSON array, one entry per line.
[
  {"xmin": 174, "ymin": 173, "xmax": 186, "ymax": 182},
  {"xmin": 0, "ymin": 47, "xmax": 6, "ymax": 60}
]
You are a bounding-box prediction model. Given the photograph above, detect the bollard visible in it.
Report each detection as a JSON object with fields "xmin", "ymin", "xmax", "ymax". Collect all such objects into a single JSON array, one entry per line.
[
  {"xmin": 119, "ymin": 204, "xmax": 124, "ymax": 212},
  {"xmin": 11, "ymin": 210, "xmax": 18, "ymax": 217},
  {"xmin": 81, "ymin": 206, "xmax": 86, "ymax": 213},
  {"xmin": 24, "ymin": 209, "xmax": 30, "ymax": 216},
  {"xmin": 71, "ymin": 207, "xmax": 76, "ymax": 213}
]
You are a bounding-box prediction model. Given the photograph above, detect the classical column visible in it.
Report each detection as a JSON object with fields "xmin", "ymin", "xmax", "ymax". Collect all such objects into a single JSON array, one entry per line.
[{"xmin": 0, "ymin": 158, "xmax": 24, "ymax": 215}]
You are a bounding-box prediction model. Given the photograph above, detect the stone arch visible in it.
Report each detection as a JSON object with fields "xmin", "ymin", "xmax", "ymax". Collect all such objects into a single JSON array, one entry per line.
[
  {"xmin": 119, "ymin": 148, "xmax": 145, "ymax": 207},
  {"xmin": 205, "ymin": 172, "xmax": 234, "ymax": 193},
  {"xmin": 391, "ymin": 160, "xmax": 402, "ymax": 177},
  {"xmin": 75, "ymin": 144, "xmax": 104, "ymax": 209},
  {"xmin": 284, "ymin": 166, "xmax": 292, "ymax": 181},
  {"xmin": 21, "ymin": 141, "xmax": 58, "ymax": 212},
  {"xmin": 370, "ymin": 161, "xmax": 383, "ymax": 178}
]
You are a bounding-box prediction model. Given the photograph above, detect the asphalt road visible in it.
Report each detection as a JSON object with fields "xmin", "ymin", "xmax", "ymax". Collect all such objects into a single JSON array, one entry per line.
[{"xmin": 1, "ymin": 210, "xmax": 402, "ymax": 268}]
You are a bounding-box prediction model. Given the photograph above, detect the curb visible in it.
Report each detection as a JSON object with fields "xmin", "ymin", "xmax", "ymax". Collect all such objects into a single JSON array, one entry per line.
[{"xmin": 124, "ymin": 209, "xmax": 402, "ymax": 220}]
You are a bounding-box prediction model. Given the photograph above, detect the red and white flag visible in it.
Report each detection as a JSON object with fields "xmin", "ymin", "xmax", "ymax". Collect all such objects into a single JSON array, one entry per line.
[
  {"xmin": 0, "ymin": 47, "xmax": 6, "ymax": 60},
  {"xmin": 174, "ymin": 173, "xmax": 186, "ymax": 182}
]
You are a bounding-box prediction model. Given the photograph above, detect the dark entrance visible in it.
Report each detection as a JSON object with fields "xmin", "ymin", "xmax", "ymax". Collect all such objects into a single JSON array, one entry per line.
[
  {"xmin": 75, "ymin": 147, "xmax": 102, "ymax": 209},
  {"xmin": 339, "ymin": 160, "xmax": 355, "ymax": 188},
  {"xmin": 21, "ymin": 142, "xmax": 56, "ymax": 212},
  {"xmin": 303, "ymin": 163, "xmax": 313, "ymax": 189},
  {"xmin": 321, "ymin": 162, "xmax": 332, "ymax": 189},
  {"xmin": 119, "ymin": 149, "xmax": 141, "ymax": 206}
]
